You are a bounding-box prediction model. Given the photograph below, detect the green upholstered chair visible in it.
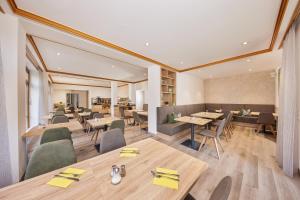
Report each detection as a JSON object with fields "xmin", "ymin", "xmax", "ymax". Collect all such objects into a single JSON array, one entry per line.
[
  {"xmin": 110, "ymin": 119, "xmax": 125, "ymax": 134},
  {"xmin": 40, "ymin": 127, "xmax": 72, "ymax": 145},
  {"xmin": 24, "ymin": 140, "xmax": 77, "ymax": 180},
  {"xmin": 54, "ymin": 111, "xmax": 65, "ymax": 116},
  {"xmin": 52, "ymin": 115, "xmax": 69, "ymax": 124}
]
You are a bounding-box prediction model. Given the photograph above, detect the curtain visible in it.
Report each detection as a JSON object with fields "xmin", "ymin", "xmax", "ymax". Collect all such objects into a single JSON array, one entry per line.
[
  {"xmin": 38, "ymin": 71, "xmax": 49, "ymax": 124},
  {"xmin": 276, "ymin": 18, "xmax": 300, "ymax": 177},
  {"xmin": 0, "ymin": 44, "xmax": 13, "ymax": 187}
]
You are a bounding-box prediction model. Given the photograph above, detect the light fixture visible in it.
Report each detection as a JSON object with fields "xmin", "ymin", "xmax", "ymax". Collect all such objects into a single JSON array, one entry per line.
[
  {"xmin": 246, "ymin": 59, "xmax": 251, "ymax": 62},
  {"xmin": 180, "ymin": 61, "xmax": 184, "ymax": 65},
  {"xmin": 112, "ymin": 65, "xmax": 115, "ymax": 68},
  {"xmin": 248, "ymin": 68, "xmax": 252, "ymax": 72},
  {"xmin": 57, "ymin": 67, "xmax": 62, "ymax": 70},
  {"xmin": 242, "ymin": 41, "xmax": 248, "ymax": 45},
  {"xmin": 145, "ymin": 42, "xmax": 149, "ymax": 46},
  {"xmin": 57, "ymin": 52, "xmax": 61, "ymax": 56}
]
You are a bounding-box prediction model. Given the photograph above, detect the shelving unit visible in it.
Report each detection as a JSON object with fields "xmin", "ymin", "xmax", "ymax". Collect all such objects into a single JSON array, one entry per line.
[{"xmin": 161, "ymin": 68, "xmax": 176, "ymax": 106}]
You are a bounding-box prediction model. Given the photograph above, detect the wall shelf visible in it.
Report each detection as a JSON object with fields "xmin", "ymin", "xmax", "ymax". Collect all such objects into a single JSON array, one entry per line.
[{"xmin": 161, "ymin": 68, "xmax": 176, "ymax": 106}]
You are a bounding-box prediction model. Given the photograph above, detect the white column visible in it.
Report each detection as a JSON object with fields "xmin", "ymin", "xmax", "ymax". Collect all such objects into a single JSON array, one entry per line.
[
  {"xmin": 0, "ymin": 14, "xmax": 27, "ymax": 183},
  {"xmin": 148, "ymin": 65, "xmax": 161, "ymax": 134},
  {"xmin": 110, "ymin": 81, "xmax": 118, "ymax": 117},
  {"xmin": 128, "ymin": 83, "xmax": 136, "ymax": 103}
]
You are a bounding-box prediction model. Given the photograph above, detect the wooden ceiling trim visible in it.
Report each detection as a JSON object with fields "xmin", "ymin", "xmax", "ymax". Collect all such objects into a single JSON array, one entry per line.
[
  {"xmin": 48, "ymin": 69, "xmax": 133, "ymax": 83},
  {"xmin": 133, "ymin": 79, "xmax": 148, "ymax": 83},
  {"xmin": 26, "ymin": 34, "xmax": 48, "ymax": 71},
  {"xmin": 8, "ymin": 0, "xmax": 288, "ymax": 72},
  {"xmin": 53, "ymin": 82, "xmax": 111, "ymax": 88},
  {"xmin": 279, "ymin": 0, "xmax": 300, "ymax": 48},
  {"xmin": 0, "ymin": 5, "xmax": 5, "ymax": 13},
  {"xmin": 26, "ymin": 46, "xmax": 43, "ymax": 72}
]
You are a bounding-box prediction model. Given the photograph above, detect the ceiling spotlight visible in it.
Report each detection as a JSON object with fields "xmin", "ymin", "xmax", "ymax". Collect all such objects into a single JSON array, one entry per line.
[
  {"xmin": 57, "ymin": 67, "xmax": 62, "ymax": 70},
  {"xmin": 180, "ymin": 61, "xmax": 184, "ymax": 65},
  {"xmin": 145, "ymin": 42, "xmax": 149, "ymax": 46},
  {"xmin": 246, "ymin": 59, "xmax": 251, "ymax": 62},
  {"xmin": 242, "ymin": 41, "xmax": 248, "ymax": 45},
  {"xmin": 112, "ymin": 65, "xmax": 115, "ymax": 68},
  {"xmin": 57, "ymin": 52, "xmax": 61, "ymax": 56},
  {"xmin": 248, "ymin": 68, "xmax": 252, "ymax": 72}
]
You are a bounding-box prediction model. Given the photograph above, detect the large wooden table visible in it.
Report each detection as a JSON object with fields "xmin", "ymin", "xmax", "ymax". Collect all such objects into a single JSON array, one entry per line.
[
  {"xmin": 23, "ymin": 121, "xmax": 83, "ymax": 138},
  {"xmin": 176, "ymin": 116, "xmax": 212, "ymax": 150},
  {"xmin": 86, "ymin": 117, "xmax": 120, "ymax": 128},
  {"xmin": 0, "ymin": 138, "xmax": 208, "ymax": 200},
  {"xmin": 191, "ymin": 112, "xmax": 223, "ymax": 120}
]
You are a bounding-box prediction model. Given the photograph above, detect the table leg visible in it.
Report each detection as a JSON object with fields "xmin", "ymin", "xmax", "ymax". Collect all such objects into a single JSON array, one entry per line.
[{"xmin": 181, "ymin": 124, "xmax": 200, "ymax": 150}]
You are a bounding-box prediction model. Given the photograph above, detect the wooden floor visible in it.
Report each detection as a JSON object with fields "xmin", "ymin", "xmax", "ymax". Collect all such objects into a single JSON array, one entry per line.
[{"xmin": 29, "ymin": 123, "xmax": 300, "ymax": 200}]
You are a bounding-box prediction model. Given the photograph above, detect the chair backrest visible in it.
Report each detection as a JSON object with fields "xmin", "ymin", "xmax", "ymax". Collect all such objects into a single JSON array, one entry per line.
[
  {"xmin": 40, "ymin": 127, "xmax": 72, "ymax": 145},
  {"xmin": 52, "ymin": 115, "xmax": 69, "ymax": 124},
  {"xmin": 93, "ymin": 112, "xmax": 104, "ymax": 119},
  {"xmin": 119, "ymin": 107, "xmax": 125, "ymax": 118},
  {"xmin": 216, "ymin": 118, "xmax": 226, "ymax": 137},
  {"xmin": 100, "ymin": 128, "xmax": 126, "ymax": 154},
  {"xmin": 225, "ymin": 112, "xmax": 232, "ymax": 127},
  {"xmin": 24, "ymin": 140, "xmax": 77, "ymax": 180},
  {"xmin": 89, "ymin": 112, "xmax": 98, "ymax": 119},
  {"xmin": 78, "ymin": 107, "xmax": 84, "ymax": 113},
  {"xmin": 133, "ymin": 112, "xmax": 141, "ymax": 123},
  {"xmin": 110, "ymin": 120, "xmax": 125, "ymax": 134},
  {"xmin": 54, "ymin": 111, "xmax": 65, "ymax": 116},
  {"xmin": 209, "ymin": 176, "xmax": 232, "ymax": 200},
  {"xmin": 257, "ymin": 113, "xmax": 275, "ymax": 125}
]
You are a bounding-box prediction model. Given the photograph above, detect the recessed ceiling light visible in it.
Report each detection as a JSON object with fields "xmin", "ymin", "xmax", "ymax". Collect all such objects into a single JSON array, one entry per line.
[
  {"xmin": 57, "ymin": 52, "xmax": 61, "ymax": 56},
  {"xmin": 248, "ymin": 68, "xmax": 252, "ymax": 72},
  {"xmin": 246, "ymin": 59, "xmax": 251, "ymax": 62},
  {"xmin": 180, "ymin": 61, "xmax": 184, "ymax": 65},
  {"xmin": 57, "ymin": 67, "xmax": 62, "ymax": 70},
  {"xmin": 145, "ymin": 42, "xmax": 149, "ymax": 46},
  {"xmin": 242, "ymin": 41, "xmax": 248, "ymax": 45},
  {"xmin": 112, "ymin": 65, "xmax": 115, "ymax": 68}
]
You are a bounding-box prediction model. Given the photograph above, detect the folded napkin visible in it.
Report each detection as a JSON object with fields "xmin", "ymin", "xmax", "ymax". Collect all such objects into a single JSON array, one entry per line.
[
  {"xmin": 47, "ymin": 168, "xmax": 86, "ymax": 188},
  {"xmin": 120, "ymin": 147, "xmax": 139, "ymax": 157},
  {"xmin": 152, "ymin": 167, "xmax": 179, "ymax": 190}
]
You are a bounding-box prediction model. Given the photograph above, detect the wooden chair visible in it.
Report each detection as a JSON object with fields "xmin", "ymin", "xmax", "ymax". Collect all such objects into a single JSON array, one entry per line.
[{"xmin": 133, "ymin": 111, "xmax": 148, "ymax": 132}]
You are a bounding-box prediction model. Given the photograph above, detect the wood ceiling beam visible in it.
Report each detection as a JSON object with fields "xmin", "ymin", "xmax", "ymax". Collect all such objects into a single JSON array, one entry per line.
[
  {"xmin": 53, "ymin": 82, "xmax": 111, "ymax": 88},
  {"xmin": 0, "ymin": 5, "xmax": 5, "ymax": 13}
]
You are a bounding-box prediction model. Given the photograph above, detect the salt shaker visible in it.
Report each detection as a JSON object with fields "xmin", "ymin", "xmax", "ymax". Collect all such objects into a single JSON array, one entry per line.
[{"xmin": 111, "ymin": 165, "xmax": 121, "ymax": 185}]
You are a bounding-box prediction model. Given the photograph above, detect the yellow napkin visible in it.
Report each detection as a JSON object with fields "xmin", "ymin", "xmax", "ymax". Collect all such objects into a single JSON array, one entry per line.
[
  {"xmin": 120, "ymin": 147, "xmax": 139, "ymax": 158},
  {"xmin": 47, "ymin": 168, "xmax": 86, "ymax": 188},
  {"xmin": 152, "ymin": 167, "xmax": 179, "ymax": 190}
]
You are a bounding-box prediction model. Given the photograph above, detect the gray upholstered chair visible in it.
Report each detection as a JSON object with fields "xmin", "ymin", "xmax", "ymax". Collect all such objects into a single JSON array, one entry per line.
[
  {"xmin": 119, "ymin": 107, "xmax": 133, "ymax": 125},
  {"xmin": 93, "ymin": 112, "xmax": 104, "ymax": 119},
  {"xmin": 24, "ymin": 140, "xmax": 77, "ymax": 180},
  {"xmin": 54, "ymin": 111, "xmax": 65, "ymax": 116},
  {"xmin": 133, "ymin": 111, "xmax": 147, "ymax": 131},
  {"xmin": 110, "ymin": 119, "xmax": 125, "ymax": 134},
  {"xmin": 51, "ymin": 115, "xmax": 69, "ymax": 124},
  {"xmin": 198, "ymin": 118, "xmax": 226, "ymax": 159},
  {"xmin": 90, "ymin": 113, "xmax": 105, "ymax": 143},
  {"xmin": 40, "ymin": 127, "xmax": 72, "ymax": 145},
  {"xmin": 99, "ymin": 128, "xmax": 126, "ymax": 154},
  {"xmin": 185, "ymin": 176, "xmax": 232, "ymax": 200}
]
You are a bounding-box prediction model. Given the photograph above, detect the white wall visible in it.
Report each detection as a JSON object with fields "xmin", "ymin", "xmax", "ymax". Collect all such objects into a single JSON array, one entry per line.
[
  {"xmin": 0, "ymin": 13, "xmax": 27, "ymax": 182},
  {"xmin": 148, "ymin": 66, "xmax": 160, "ymax": 134},
  {"xmin": 176, "ymin": 72, "xmax": 204, "ymax": 105},
  {"xmin": 52, "ymin": 84, "xmax": 111, "ymax": 108},
  {"xmin": 118, "ymin": 85, "xmax": 129, "ymax": 98}
]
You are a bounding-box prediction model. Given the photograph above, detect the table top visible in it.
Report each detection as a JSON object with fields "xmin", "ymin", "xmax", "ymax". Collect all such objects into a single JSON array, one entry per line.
[
  {"xmin": 0, "ymin": 138, "xmax": 207, "ymax": 200},
  {"xmin": 191, "ymin": 112, "xmax": 223, "ymax": 120},
  {"xmin": 78, "ymin": 112, "xmax": 91, "ymax": 117},
  {"xmin": 42, "ymin": 114, "xmax": 74, "ymax": 120},
  {"xmin": 250, "ymin": 112, "xmax": 260, "ymax": 116},
  {"xmin": 23, "ymin": 121, "xmax": 83, "ymax": 138},
  {"xmin": 176, "ymin": 116, "xmax": 212, "ymax": 126},
  {"xmin": 87, "ymin": 117, "xmax": 120, "ymax": 128}
]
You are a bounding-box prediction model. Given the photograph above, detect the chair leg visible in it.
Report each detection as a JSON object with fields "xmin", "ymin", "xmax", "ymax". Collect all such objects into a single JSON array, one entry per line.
[
  {"xmin": 213, "ymin": 138, "xmax": 220, "ymax": 160},
  {"xmin": 217, "ymin": 137, "xmax": 224, "ymax": 152},
  {"xmin": 90, "ymin": 130, "xmax": 96, "ymax": 141},
  {"xmin": 94, "ymin": 130, "xmax": 99, "ymax": 144},
  {"xmin": 224, "ymin": 128, "xmax": 229, "ymax": 142},
  {"xmin": 198, "ymin": 136, "xmax": 207, "ymax": 151}
]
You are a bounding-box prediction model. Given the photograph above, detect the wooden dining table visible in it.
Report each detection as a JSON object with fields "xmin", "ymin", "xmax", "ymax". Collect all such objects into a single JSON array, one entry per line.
[
  {"xmin": 0, "ymin": 138, "xmax": 208, "ymax": 200},
  {"xmin": 23, "ymin": 121, "xmax": 83, "ymax": 138},
  {"xmin": 176, "ymin": 116, "xmax": 212, "ymax": 150},
  {"xmin": 191, "ymin": 112, "xmax": 223, "ymax": 120}
]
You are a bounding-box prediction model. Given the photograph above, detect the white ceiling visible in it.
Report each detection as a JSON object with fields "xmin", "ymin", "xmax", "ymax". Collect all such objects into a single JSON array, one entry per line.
[
  {"xmin": 188, "ymin": 50, "xmax": 282, "ymax": 79},
  {"xmin": 32, "ymin": 36, "xmax": 147, "ymax": 82},
  {"xmin": 15, "ymin": 0, "xmax": 282, "ymax": 69}
]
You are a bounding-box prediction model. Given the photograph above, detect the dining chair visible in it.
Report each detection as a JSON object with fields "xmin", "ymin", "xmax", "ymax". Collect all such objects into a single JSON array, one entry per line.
[
  {"xmin": 133, "ymin": 111, "xmax": 147, "ymax": 132},
  {"xmin": 90, "ymin": 113, "xmax": 105, "ymax": 143},
  {"xmin": 56, "ymin": 106, "xmax": 65, "ymax": 112},
  {"xmin": 99, "ymin": 128, "xmax": 126, "ymax": 154},
  {"xmin": 78, "ymin": 107, "xmax": 84, "ymax": 113},
  {"xmin": 40, "ymin": 127, "xmax": 72, "ymax": 145},
  {"xmin": 198, "ymin": 118, "xmax": 226, "ymax": 159},
  {"xmin": 51, "ymin": 115, "xmax": 69, "ymax": 124},
  {"xmin": 84, "ymin": 108, "xmax": 92, "ymax": 113},
  {"xmin": 24, "ymin": 139, "xmax": 77, "ymax": 180},
  {"xmin": 185, "ymin": 176, "xmax": 232, "ymax": 200},
  {"xmin": 93, "ymin": 112, "xmax": 104, "ymax": 119},
  {"xmin": 119, "ymin": 107, "xmax": 133, "ymax": 125},
  {"xmin": 110, "ymin": 119, "xmax": 125, "ymax": 134},
  {"xmin": 54, "ymin": 111, "xmax": 65, "ymax": 116}
]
